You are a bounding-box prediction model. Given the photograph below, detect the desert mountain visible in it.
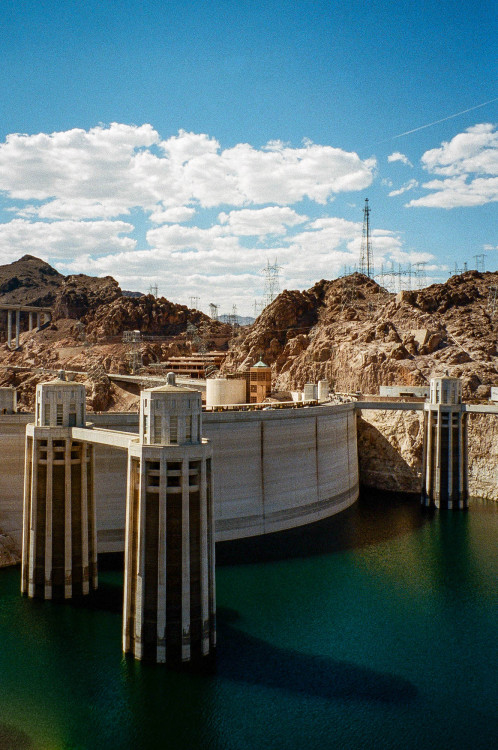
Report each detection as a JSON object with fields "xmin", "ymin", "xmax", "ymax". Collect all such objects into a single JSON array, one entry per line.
[
  {"xmin": 0, "ymin": 256, "xmax": 231, "ymax": 410},
  {"xmin": 222, "ymin": 271, "xmax": 498, "ymax": 399}
]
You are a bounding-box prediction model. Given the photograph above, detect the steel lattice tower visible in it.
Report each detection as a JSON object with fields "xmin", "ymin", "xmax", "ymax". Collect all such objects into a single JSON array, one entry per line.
[
  {"xmin": 359, "ymin": 198, "xmax": 374, "ymax": 278},
  {"xmin": 262, "ymin": 259, "xmax": 282, "ymax": 308}
]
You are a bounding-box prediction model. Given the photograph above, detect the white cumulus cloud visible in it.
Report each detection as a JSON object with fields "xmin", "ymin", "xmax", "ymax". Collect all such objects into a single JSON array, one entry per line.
[
  {"xmin": 0, "ymin": 219, "xmax": 135, "ymax": 263},
  {"xmin": 218, "ymin": 207, "xmax": 307, "ymax": 236},
  {"xmin": 388, "ymin": 152, "xmax": 413, "ymax": 167},
  {"xmin": 0, "ymin": 124, "xmax": 376, "ymax": 220},
  {"xmin": 408, "ymin": 123, "xmax": 498, "ymax": 208},
  {"xmin": 388, "ymin": 179, "xmax": 418, "ymax": 197}
]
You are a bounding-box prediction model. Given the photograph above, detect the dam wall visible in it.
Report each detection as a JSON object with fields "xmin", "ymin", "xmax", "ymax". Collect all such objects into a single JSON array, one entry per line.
[{"xmin": 0, "ymin": 404, "xmax": 358, "ymax": 556}]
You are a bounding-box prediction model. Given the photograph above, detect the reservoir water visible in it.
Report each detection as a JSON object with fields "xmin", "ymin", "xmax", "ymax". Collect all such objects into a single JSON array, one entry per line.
[{"xmin": 0, "ymin": 493, "xmax": 496, "ymax": 749}]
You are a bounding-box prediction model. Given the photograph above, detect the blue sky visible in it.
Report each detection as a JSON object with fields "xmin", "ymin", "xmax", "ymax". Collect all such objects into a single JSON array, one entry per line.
[{"xmin": 0, "ymin": 0, "xmax": 496, "ymax": 314}]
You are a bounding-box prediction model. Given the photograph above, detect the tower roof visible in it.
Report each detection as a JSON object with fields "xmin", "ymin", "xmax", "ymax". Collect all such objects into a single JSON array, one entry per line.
[{"xmin": 148, "ymin": 384, "xmax": 199, "ymax": 394}]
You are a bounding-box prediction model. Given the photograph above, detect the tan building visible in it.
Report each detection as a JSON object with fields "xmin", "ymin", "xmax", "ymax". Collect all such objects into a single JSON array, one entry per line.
[{"xmin": 249, "ymin": 359, "xmax": 272, "ymax": 403}]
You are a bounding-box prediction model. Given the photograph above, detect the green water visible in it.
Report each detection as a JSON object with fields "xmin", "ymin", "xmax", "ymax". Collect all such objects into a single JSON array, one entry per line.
[{"xmin": 0, "ymin": 494, "xmax": 496, "ymax": 750}]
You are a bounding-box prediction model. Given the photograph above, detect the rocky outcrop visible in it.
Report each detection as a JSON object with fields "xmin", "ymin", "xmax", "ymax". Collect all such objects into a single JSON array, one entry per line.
[
  {"xmin": 357, "ymin": 410, "xmax": 424, "ymax": 493},
  {"xmin": 83, "ymin": 294, "xmax": 228, "ymax": 342},
  {"xmin": 87, "ymin": 364, "xmax": 113, "ymax": 412},
  {"xmin": 223, "ymin": 271, "xmax": 498, "ymax": 400},
  {"xmin": 467, "ymin": 413, "xmax": 498, "ymax": 501},
  {"xmin": 0, "ymin": 255, "xmax": 122, "ymax": 319},
  {"xmin": 52, "ymin": 274, "xmax": 122, "ymax": 319}
]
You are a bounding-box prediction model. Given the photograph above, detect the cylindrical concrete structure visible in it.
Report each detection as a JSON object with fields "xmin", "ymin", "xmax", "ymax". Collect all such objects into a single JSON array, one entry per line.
[
  {"xmin": 421, "ymin": 375, "xmax": 467, "ymax": 510},
  {"xmin": 206, "ymin": 378, "xmax": 246, "ymax": 407},
  {"xmin": 21, "ymin": 376, "xmax": 97, "ymax": 599},
  {"xmin": 7, "ymin": 309, "xmax": 12, "ymax": 348},
  {"xmin": 123, "ymin": 374, "xmax": 216, "ymax": 664},
  {"xmin": 15, "ymin": 309, "xmax": 20, "ymax": 349}
]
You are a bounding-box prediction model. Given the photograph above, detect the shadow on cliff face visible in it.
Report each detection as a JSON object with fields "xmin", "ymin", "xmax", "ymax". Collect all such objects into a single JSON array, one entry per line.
[{"xmin": 356, "ymin": 415, "xmax": 422, "ymax": 494}]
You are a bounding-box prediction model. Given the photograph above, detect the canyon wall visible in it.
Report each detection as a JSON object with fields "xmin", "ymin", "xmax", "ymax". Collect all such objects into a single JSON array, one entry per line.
[{"xmin": 357, "ymin": 409, "xmax": 498, "ymax": 501}]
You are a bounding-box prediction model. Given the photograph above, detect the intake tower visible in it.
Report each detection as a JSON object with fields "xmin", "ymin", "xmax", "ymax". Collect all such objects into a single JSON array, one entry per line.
[
  {"xmin": 21, "ymin": 374, "xmax": 97, "ymax": 599},
  {"xmin": 421, "ymin": 375, "xmax": 468, "ymax": 509},
  {"xmin": 122, "ymin": 373, "xmax": 216, "ymax": 663}
]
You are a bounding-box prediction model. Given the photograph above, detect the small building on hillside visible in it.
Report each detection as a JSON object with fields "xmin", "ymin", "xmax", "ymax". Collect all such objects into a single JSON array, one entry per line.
[{"xmin": 249, "ymin": 360, "xmax": 272, "ymax": 403}]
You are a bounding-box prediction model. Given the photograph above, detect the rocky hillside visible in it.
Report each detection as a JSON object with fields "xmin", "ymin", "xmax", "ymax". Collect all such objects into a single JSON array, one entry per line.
[
  {"xmin": 0, "ymin": 256, "xmax": 232, "ymax": 410},
  {"xmin": 223, "ymin": 271, "xmax": 498, "ymax": 399},
  {"xmin": 83, "ymin": 294, "xmax": 216, "ymax": 342},
  {"xmin": 0, "ymin": 254, "xmax": 120, "ymax": 316},
  {"xmin": 0, "ymin": 254, "xmax": 64, "ymax": 306}
]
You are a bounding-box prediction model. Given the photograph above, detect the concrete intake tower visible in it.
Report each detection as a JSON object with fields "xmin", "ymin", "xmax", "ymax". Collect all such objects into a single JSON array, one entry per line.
[
  {"xmin": 421, "ymin": 375, "xmax": 468, "ymax": 510},
  {"xmin": 21, "ymin": 375, "xmax": 97, "ymax": 599},
  {"xmin": 122, "ymin": 373, "xmax": 216, "ymax": 664}
]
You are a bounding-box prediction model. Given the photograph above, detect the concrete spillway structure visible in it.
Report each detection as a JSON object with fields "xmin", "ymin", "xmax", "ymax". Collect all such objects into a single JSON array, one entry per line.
[
  {"xmin": 421, "ymin": 375, "xmax": 468, "ymax": 510},
  {"xmin": 123, "ymin": 374, "xmax": 215, "ymax": 664},
  {"xmin": 21, "ymin": 375, "xmax": 97, "ymax": 599}
]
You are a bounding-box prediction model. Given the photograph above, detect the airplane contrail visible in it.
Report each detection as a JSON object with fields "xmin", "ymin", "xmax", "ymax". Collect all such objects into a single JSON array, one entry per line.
[{"xmin": 390, "ymin": 96, "xmax": 498, "ymax": 140}]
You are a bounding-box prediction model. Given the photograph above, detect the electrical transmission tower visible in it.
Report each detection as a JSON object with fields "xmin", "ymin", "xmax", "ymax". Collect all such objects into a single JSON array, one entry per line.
[
  {"xmin": 359, "ymin": 198, "xmax": 374, "ymax": 278},
  {"xmin": 148, "ymin": 283, "xmax": 158, "ymax": 297},
  {"xmin": 473, "ymin": 254, "xmax": 486, "ymax": 273},
  {"xmin": 413, "ymin": 262, "xmax": 427, "ymax": 290},
  {"xmin": 454, "ymin": 262, "xmax": 469, "ymax": 275},
  {"xmin": 262, "ymin": 259, "xmax": 282, "ymax": 308},
  {"xmin": 253, "ymin": 299, "xmax": 264, "ymax": 318},
  {"xmin": 122, "ymin": 330, "xmax": 142, "ymax": 373},
  {"xmin": 377, "ymin": 262, "xmax": 413, "ymax": 293},
  {"xmin": 341, "ymin": 273, "xmax": 358, "ymax": 311},
  {"xmin": 209, "ymin": 303, "xmax": 219, "ymax": 321},
  {"xmin": 229, "ymin": 304, "xmax": 239, "ymax": 328},
  {"xmin": 189, "ymin": 296, "xmax": 200, "ymax": 310}
]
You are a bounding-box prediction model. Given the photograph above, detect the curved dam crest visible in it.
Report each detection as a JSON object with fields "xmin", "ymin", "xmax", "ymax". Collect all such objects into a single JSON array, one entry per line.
[{"xmin": 0, "ymin": 403, "xmax": 359, "ymax": 557}]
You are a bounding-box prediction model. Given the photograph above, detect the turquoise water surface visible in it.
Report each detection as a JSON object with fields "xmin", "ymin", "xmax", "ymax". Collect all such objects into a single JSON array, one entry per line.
[{"xmin": 0, "ymin": 493, "xmax": 496, "ymax": 749}]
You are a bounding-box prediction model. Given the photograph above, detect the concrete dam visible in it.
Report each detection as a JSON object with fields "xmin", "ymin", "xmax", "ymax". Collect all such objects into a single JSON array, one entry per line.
[
  {"xmin": 0, "ymin": 402, "xmax": 359, "ymax": 555},
  {"xmin": 3, "ymin": 372, "xmax": 494, "ymax": 663}
]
